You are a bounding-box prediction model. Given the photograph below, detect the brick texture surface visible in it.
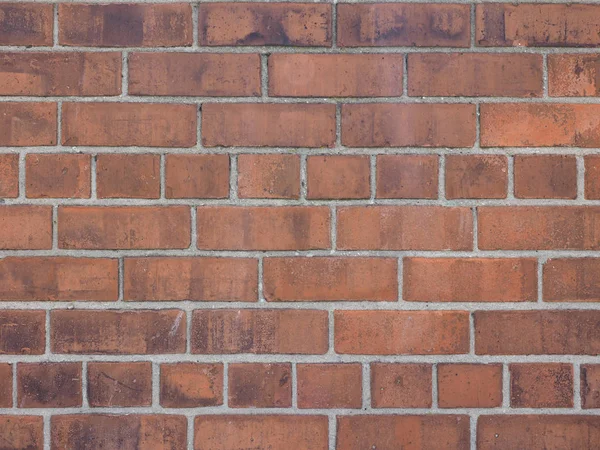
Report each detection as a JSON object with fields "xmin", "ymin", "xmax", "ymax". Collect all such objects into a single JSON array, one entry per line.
[{"xmin": 0, "ymin": 1, "xmax": 598, "ymax": 448}]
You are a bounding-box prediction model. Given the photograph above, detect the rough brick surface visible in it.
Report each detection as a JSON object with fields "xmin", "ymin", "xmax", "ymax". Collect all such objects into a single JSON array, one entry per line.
[{"xmin": 0, "ymin": 1, "xmax": 598, "ymax": 447}]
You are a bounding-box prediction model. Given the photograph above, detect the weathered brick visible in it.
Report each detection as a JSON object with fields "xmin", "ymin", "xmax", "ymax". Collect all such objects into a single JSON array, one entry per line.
[
  {"xmin": 297, "ymin": 363, "xmax": 362, "ymax": 409},
  {"xmin": 335, "ymin": 311, "xmax": 470, "ymax": 355},
  {"xmin": 62, "ymin": 102, "xmax": 197, "ymax": 147},
  {"xmin": 342, "ymin": 103, "xmax": 476, "ymax": 147},
  {"xmin": 263, "ymin": 257, "xmax": 397, "ymax": 302},
  {"xmin": 26, "ymin": 154, "xmax": 91, "ymax": 199},
  {"xmin": 199, "ymin": 3, "xmax": 331, "ymax": 46},
  {"xmin": 59, "ymin": 3, "xmax": 192, "ymax": 47},
  {"xmin": 0, "ymin": 52, "xmax": 121, "ymax": 96},
  {"xmin": 88, "ymin": 362, "xmax": 152, "ymax": 407},
  {"xmin": 438, "ymin": 364, "xmax": 502, "ymax": 408},
  {"xmin": 445, "ymin": 155, "xmax": 508, "ymax": 199},
  {"xmin": 196, "ymin": 206, "xmax": 330, "ymax": 251},
  {"xmin": 96, "ymin": 154, "xmax": 160, "ymax": 199},
  {"xmin": 548, "ymin": 54, "xmax": 600, "ymax": 97},
  {"xmin": 337, "ymin": 206, "xmax": 472, "ymax": 251},
  {"xmin": 58, "ymin": 206, "xmax": 191, "ymax": 250},
  {"xmin": 514, "ymin": 155, "xmax": 577, "ymax": 199},
  {"xmin": 404, "ymin": 258, "xmax": 537, "ymax": 302},
  {"xmin": 0, "ymin": 363, "xmax": 12, "ymax": 407},
  {"xmin": 0, "ymin": 154, "xmax": 19, "ymax": 198},
  {"xmin": 161, "ymin": 363, "xmax": 223, "ymax": 408},
  {"xmin": 51, "ymin": 309, "xmax": 186, "ymax": 354},
  {"xmin": 338, "ymin": 3, "xmax": 470, "ymax": 47},
  {"xmin": 0, "ymin": 3, "xmax": 52, "ymax": 46},
  {"xmin": 17, "ymin": 362, "xmax": 82, "ymax": 408},
  {"xmin": 376, "ymin": 155, "xmax": 439, "ymax": 199},
  {"xmin": 191, "ymin": 309, "xmax": 328, "ymax": 354},
  {"xmin": 370, "ymin": 363, "xmax": 432, "ymax": 408},
  {"xmin": 165, "ymin": 154, "xmax": 229, "ymax": 199},
  {"xmin": 307, "ymin": 155, "xmax": 370, "ymax": 199},
  {"xmin": 0, "ymin": 311, "xmax": 45, "ymax": 355},
  {"xmin": 129, "ymin": 53, "xmax": 261, "ymax": 96},
  {"xmin": 585, "ymin": 155, "xmax": 600, "ymax": 199},
  {"xmin": 0, "ymin": 416, "xmax": 43, "ymax": 450},
  {"xmin": 202, "ymin": 103, "xmax": 336, "ymax": 148},
  {"xmin": 237, "ymin": 154, "xmax": 300, "ymax": 199},
  {"xmin": 0, "ymin": 206, "xmax": 52, "ymax": 250},
  {"xmin": 124, "ymin": 257, "xmax": 257, "ymax": 302},
  {"xmin": 0, "ymin": 102, "xmax": 56, "ymax": 146},
  {"xmin": 228, "ymin": 363, "xmax": 291, "ymax": 408},
  {"xmin": 581, "ymin": 365, "xmax": 600, "ymax": 409},
  {"xmin": 269, "ymin": 54, "xmax": 403, "ymax": 97},
  {"xmin": 510, "ymin": 363, "xmax": 573, "ymax": 408}
]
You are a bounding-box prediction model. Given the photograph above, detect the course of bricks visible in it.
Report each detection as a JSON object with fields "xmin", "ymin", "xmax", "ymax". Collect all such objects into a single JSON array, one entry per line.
[{"xmin": 2, "ymin": 0, "xmax": 600, "ymax": 449}]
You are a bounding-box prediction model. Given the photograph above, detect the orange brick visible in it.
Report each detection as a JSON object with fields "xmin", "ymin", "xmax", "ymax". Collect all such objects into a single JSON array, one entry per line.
[
  {"xmin": 97, "ymin": 154, "xmax": 160, "ymax": 199},
  {"xmin": 297, "ymin": 363, "xmax": 362, "ymax": 409},
  {"xmin": 544, "ymin": 258, "xmax": 600, "ymax": 302},
  {"xmin": 269, "ymin": 54, "xmax": 403, "ymax": 97},
  {"xmin": 585, "ymin": 155, "xmax": 600, "ymax": 199},
  {"xmin": 17, "ymin": 362, "xmax": 82, "ymax": 408},
  {"xmin": 58, "ymin": 206, "xmax": 191, "ymax": 250},
  {"xmin": 0, "ymin": 310, "xmax": 45, "ymax": 355},
  {"xmin": 510, "ymin": 363, "xmax": 573, "ymax": 408},
  {"xmin": 237, "ymin": 154, "xmax": 300, "ymax": 199},
  {"xmin": 88, "ymin": 362, "xmax": 152, "ymax": 407},
  {"xmin": 26, "ymin": 154, "xmax": 91, "ymax": 198},
  {"xmin": 0, "ymin": 206, "xmax": 52, "ymax": 250},
  {"xmin": 335, "ymin": 310, "xmax": 470, "ymax": 355},
  {"xmin": 514, "ymin": 155, "xmax": 577, "ymax": 199},
  {"xmin": 371, "ymin": 363, "xmax": 432, "ymax": 408},
  {"xmin": 342, "ymin": 104, "xmax": 476, "ymax": 147},
  {"xmin": 228, "ymin": 363, "xmax": 291, "ymax": 408},
  {"xmin": 0, "ymin": 154, "xmax": 19, "ymax": 198},
  {"xmin": 445, "ymin": 155, "xmax": 508, "ymax": 199},
  {"xmin": 129, "ymin": 53, "xmax": 260, "ymax": 96},
  {"xmin": 376, "ymin": 155, "xmax": 438, "ymax": 199},
  {"xmin": 0, "ymin": 4, "xmax": 53, "ymax": 46},
  {"xmin": 59, "ymin": 3, "xmax": 192, "ymax": 47},
  {"xmin": 307, "ymin": 155, "xmax": 370, "ymax": 199},
  {"xmin": 548, "ymin": 54, "xmax": 600, "ymax": 97},
  {"xmin": 161, "ymin": 363, "xmax": 223, "ymax": 408},
  {"xmin": 165, "ymin": 154, "xmax": 229, "ymax": 199},
  {"xmin": 199, "ymin": 3, "xmax": 331, "ymax": 46},
  {"xmin": 263, "ymin": 257, "xmax": 397, "ymax": 302},
  {"xmin": 196, "ymin": 206, "xmax": 330, "ymax": 250},
  {"xmin": 0, "ymin": 102, "xmax": 56, "ymax": 146},
  {"xmin": 438, "ymin": 364, "xmax": 502, "ymax": 408},
  {"xmin": 202, "ymin": 103, "xmax": 336, "ymax": 148}
]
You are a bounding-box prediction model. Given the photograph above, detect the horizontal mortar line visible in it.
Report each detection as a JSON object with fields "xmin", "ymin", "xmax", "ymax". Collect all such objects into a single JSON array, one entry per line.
[{"xmin": 6, "ymin": 0, "xmax": 600, "ymax": 3}]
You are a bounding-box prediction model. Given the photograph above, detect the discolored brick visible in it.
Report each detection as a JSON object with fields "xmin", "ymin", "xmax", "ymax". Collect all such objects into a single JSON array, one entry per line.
[
  {"xmin": 88, "ymin": 362, "xmax": 152, "ymax": 407},
  {"xmin": 0, "ymin": 363, "xmax": 12, "ymax": 407},
  {"xmin": 510, "ymin": 363, "xmax": 573, "ymax": 408},
  {"xmin": 0, "ymin": 416, "xmax": 43, "ymax": 450},
  {"xmin": 17, "ymin": 362, "xmax": 82, "ymax": 408},
  {"xmin": 237, "ymin": 154, "xmax": 300, "ymax": 199},
  {"xmin": 581, "ymin": 365, "xmax": 600, "ymax": 409},
  {"xmin": 548, "ymin": 54, "xmax": 600, "ymax": 97},
  {"xmin": 0, "ymin": 102, "xmax": 56, "ymax": 146},
  {"xmin": 584, "ymin": 155, "xmax": 600, "ymax": 199},
  {"xmin": 0, "ymin": 311, "xmax": 45, "ymax": 355},
  {"xmin": 376, "ymin": 155, "xmax": 438, "ymax": 199},
  {"xmin": 0, "ymin": 3, "xmax": 53, "ymax": 46},
  {"xmin": 445, "ymin": 155, "xmax": 508, "ymax": 199},
  {"xmin": 161, "ymin": 363, "xmax": 223, "ymax": 408},
  {"xmin": 514, "ymin": 155, "xmax": 577, "ymax": 199},
  {"xmin": 228, "ymin": 363, "xmax": 291, "ymax": 408}
]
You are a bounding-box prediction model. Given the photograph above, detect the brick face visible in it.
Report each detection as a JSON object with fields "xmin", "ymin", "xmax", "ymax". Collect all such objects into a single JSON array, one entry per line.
[{"xmin": 0, "ymin": 0, "xmax": 597, "ymax": 446}]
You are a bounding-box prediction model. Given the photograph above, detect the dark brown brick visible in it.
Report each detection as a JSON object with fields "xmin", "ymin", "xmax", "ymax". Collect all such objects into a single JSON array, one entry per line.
[
  {"xmin": 0, "ymin": 311, "xmax": 45, "ymax": 355},
  {"xmin": 228, "ymin": 363, "xmax": 291, "ymax": 408},
  {"xmin": 0, "ymin": 416, "xmax": 43, "ymax": 450},
  {"xmin": 0, "ymin": 4, "xmax": 53, "ymax": 46},
  {"xmin": 0, "ymin": 363, "xmax": 12, "ymax": 407},
  {"xmin": 17, "ymin": 362, "xmax": 82, "ymax": 408}
]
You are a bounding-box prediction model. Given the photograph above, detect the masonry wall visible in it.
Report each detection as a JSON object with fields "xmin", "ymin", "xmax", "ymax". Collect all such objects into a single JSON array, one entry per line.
[{"xmin": 0, "ymin": 1, "xmax": 600, "ymax": 449}]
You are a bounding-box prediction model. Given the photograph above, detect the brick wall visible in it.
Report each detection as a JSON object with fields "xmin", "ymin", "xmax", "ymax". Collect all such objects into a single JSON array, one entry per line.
[{"xmin": 0, "ymin": 1, "xmax": 599, "ymax": 449}]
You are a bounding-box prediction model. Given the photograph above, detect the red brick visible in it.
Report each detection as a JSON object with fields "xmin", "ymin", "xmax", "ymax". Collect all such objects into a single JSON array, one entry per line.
[
  {"xmin": 342, "ymin": 103, "xmax": 476, "ymax": 147},
  {"xmin": 228, "ymin": 363, "xmax": 291, "ymax": 408},
  {"xmin": 477, "ymin": 415, "xmax": 600, "ymax": 450},
  {"xmin": 0, "ymin": 52, "xmax": 121, "ymax": 96},
  {"xmin": 62, "ymin": 102, "xmax": 197, "ymax": 147},
  {"xmin": 338, "ymin": 3, "xmax": 470, "ymax": 47},
  {"xmin": 445, "ymin": 155, "xmax": 508, "ymax": 199},
  {"xmin": 0, "ymin": 154, "xmax": 18, "ymax": 198},
  {"xmin": 129, "ymin": 53, "xmax": 260, "ymax": 96},
  {"xmin": 477, "ymin": 3, "xmax": 600, "ymax": 47},
  {"xmin": 165, "ymin": 154, "xmax": 229, "ymax": 199},
  {"xmin": 510, "ymin": 363, "xmax": 573, "ymax": 408},
  {"xmin": 337, "ymin": 206, "xmax": 472, "ymax": 251},
  {"xmin": 404, "ymin": 258, "xmax": 537, "ymax": 302},
  {"xmin": 298, "ymin": 363, "xmax": 362, "ymax": 409},
  {"xmin": 269, "ymin": 54, "xmax": 403, "ymax": 97},
  {"xmin": 337, "ymin": 415, "xmax": 470, "ymax": 449},
  {"xmin": 478, "ymin": 206, "xmax": 600, "ymax": 250},
  {"xmin": 161, "ymin": 363, "xmax": 223, "ymax": 408},
  {"xmin": 0, "ymin": 311, "xmax": 45, "ymax": 355},
  {"xmin": 585, "ymin": 155, "xmax": 600, "ymax": 199},
  {"xmin": 199, "ymin": 3, "xmax": 331, "ymax": 46},
  {"xmin": 0, "ymin": 257, "xmax": 118, "ymax": 301},
  {"xmin": 409, "ymin": 53, "xmax": 542, "ymax": 97},
  {"xmin": 26, "ymin": 154, "xmax": 91, "ymax": 199},
  {"xmin": 543, "ymin": 258, "xmax": 600, "ymax": 302},
  {"xmin": 202, "ymin": 103, "xmax": 336, "ymax": 148},
  {"xmin": 263, "ymin": 257, "xmax": 397, "ymax": 302},
  {"xmin": 335, "ymin": 310, "xmax": 470, "ymax": 355},
  {"xmin": 17, "ymin": 362, "xmax": 82, "ymax": 408},
  {"xmin": 581, "ymin": 365, "xmax": 600, "ymax": 409},
  {"xmin": 51, "ymin": 309, "xmax": 186, "ymax": 354},
  {"xmin": 438, "ymin": 364, "xmax": 502, "ymax": 408},
  {"xmin": 514, "ymin": 155, "xmax": 577, "ymax": 199},
  {"xmin": 376, "ymin": 154, "xmax": 438, "ymax": 199},
  {"xmin": 370, "ymin": 363, "xmax": 432, "ymax": 408},
  {"xmin": 0, "ymin": 4, "xmax": 52, "ymax": 46},
  {"xmin": 237, "ymin": 154, "xmax": 300, "ymax": 199},
  {"xmin": 307, "ymin": 155, "xmax": 370, "ymax": 199},
  {"xmin": 52, "ymin": 415, "xmax": 187, "ymax": 450},
  {"xmin": 0, "ymin": 206, "xmax": 52, "ymax": 250},
  {"xmin": 97, "ymin": 154, "xmax": 160, "ymax": 199},
  {"xmin": 58, "ymin": 206, "xmax": 191, "ymax": 250},
  {"xmin": 481, "ymin": 104, "xmax": 600, "ymax": 147},
  {"xmin": 196, "ymin": 206, "xmax": 330, "ymax": 251},
  {"xmin": 194, "ymin": 415, "xmax": 328, "ymax": 449},
  {"xmin": 475, "ymin": 310, "xmax": 600, "ymax": 355},
  {"xmin": 0, "ymin": 102, "xmax": 56, "ymax": 146},
  {"xmin": 124, "ymin": 257, "xmax": 257, "ymax": 302},
  {"xmin": 0, "ymin": 416, "xmax": 43, "ymax": 450},
  {"xmin": 88, "ymin": 362, "xmax": 152, "ymax": 407},
  {"xmin": 59, "ymin": 4, "xmax": 192, "ymax": 47},
  {"xmin": 191, "ymin": 309, "xmax": 328, "ymax": 354},
  {"xmin": 548, "ymin": 54, "xmax": 600, "ymax": 97},
  {"xmin": 0, "ymin": 363, "xmax": 12, "ymax": 407}
]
